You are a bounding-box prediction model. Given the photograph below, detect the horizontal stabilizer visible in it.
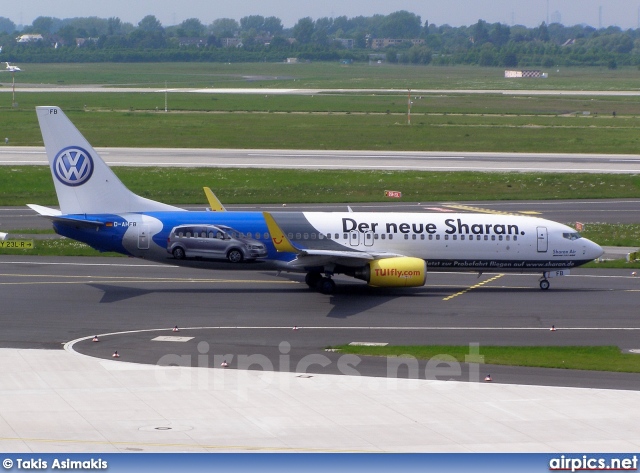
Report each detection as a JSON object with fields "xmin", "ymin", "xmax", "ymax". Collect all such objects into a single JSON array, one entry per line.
[
  {"xmin": 27, "ymin": 204, "xmax": 62, "ymax": 217},
  {"xmin": 27, "ymin": 205, "xmax": 104, "ymax": 227}
]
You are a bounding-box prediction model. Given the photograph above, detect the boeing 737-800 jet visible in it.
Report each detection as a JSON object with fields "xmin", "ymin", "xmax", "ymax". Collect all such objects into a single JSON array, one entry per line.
[{"xmin": 29, "ymin": 107, "xmax": 603, "ymax": 294}]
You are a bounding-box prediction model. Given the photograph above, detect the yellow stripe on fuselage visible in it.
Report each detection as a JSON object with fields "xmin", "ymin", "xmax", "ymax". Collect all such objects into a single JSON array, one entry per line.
[{"xmin": 263, "ymin": 212, "xmax": 299, "ymax": 253}]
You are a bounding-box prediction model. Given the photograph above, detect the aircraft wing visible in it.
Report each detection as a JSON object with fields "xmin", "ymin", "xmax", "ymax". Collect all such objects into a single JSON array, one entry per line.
[
  {"xmin": 286, "ymin": 249, "xmax": 404, "ymax": 268},
  {"xmin": 203, "ymin": 187, "xmax": 226, "ymax": 211}
]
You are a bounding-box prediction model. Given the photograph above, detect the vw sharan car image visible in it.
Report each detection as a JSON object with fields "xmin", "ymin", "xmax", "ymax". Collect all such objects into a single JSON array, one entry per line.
[{"xmin": 167, "ymin": 224, "xmax": 268, "ymax": 263}]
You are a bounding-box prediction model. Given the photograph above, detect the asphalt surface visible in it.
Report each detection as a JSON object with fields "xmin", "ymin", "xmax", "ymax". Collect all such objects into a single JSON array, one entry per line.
[{"xmin": 0, "ymin": 255, "xmax": 639, "ymax": 390}]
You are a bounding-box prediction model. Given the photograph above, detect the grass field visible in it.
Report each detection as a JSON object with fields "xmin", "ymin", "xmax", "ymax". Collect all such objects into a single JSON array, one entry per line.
[
  {"xmin": 2, "ymin": 64, "xmax": 640, "ymax": 153},
  {"xmin": 5, "ymin": 63, "xmax": 640, "ymax": 90},
  {"xmin": 3, "ymin": 107, "xmax": 640, "ymax": 154},
  {"xmin": 2, "ymin": 167, "xmax": 640, "ymax": 206},
  {"xmin": 333, "ymin": 345, "xmax": 640, "ymax": 373}
]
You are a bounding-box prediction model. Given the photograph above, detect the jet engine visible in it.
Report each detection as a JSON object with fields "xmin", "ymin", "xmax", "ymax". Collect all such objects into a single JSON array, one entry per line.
[{"xmin": 354, "ymin": 257, "xmax": 427, "ymax": 287}]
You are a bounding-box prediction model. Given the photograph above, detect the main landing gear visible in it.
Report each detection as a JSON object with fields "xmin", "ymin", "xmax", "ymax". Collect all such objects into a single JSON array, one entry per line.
[
  {"xmin": 539, "ymin": 277, "xmax": 550, "ymax": 290},
  {"xmin": 305, "ymin": 271, "xmax": 336, "ymax": 294}
]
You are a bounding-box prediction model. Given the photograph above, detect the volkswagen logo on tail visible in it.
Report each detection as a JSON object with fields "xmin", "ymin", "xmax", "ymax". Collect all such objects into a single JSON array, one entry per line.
[{"xmin": 53, "ymin": 146, "xmax": 94, "ymax": 187}]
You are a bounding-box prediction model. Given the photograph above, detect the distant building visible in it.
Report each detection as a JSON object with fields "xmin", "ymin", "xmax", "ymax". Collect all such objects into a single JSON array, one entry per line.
[
  {"xmin": 177, "ymin": 38, "xmax": 207, "ymax": 47},
  {"xmin": 221, "ymin": 37, "xmax": 242, "ymax": 48},
  {"xmin": 505, "ymin": 70, "xmax": 547, "ymax": 78},
  {"xmin": 370, "ymin": 38, "xmax": 424, "ymax": 49},
  {"xmin": 16, "ymin": 34, "xmax": 43, "ymax": 43},
  {"xmin": 335, "ymin": 38, "xmax": 354, "ymax": 49},
  {"xmin": 75, "ymin": 38, "xmax": 98, "ymax": 47}
]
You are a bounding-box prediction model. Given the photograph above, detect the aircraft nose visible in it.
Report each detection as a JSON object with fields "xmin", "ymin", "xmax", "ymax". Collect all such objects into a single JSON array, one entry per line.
[{"xmin": 587, "ymin": 239, "xmax": 604, "ymax": 260}]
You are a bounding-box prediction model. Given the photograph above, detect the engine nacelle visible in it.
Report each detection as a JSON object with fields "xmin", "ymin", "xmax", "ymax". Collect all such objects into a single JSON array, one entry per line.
[{"xmin": 354, "ymin": 257, "xmax": 427, "ymax": 287}]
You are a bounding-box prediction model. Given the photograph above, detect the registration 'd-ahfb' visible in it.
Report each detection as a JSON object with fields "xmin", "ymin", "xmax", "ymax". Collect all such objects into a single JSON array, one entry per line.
[{"xmin": 29, "ymin": 106, "xmax": 603, "ymax": 294}]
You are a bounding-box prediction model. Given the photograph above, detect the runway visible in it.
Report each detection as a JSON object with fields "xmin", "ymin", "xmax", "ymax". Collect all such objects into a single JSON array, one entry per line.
[
  {"xmin": 2, "ymin": 146, "xmax": 640, "ymax": 173},
  {"xmin": 5, "ymin": 85, "xmax": 640, "ymax": 97},
  {"xmin": 0, "ymin": 256, "xmax": 638, "ymax": 391}
]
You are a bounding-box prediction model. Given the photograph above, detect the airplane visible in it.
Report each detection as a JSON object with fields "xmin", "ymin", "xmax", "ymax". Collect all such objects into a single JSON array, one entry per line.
[
  {"xmin": 4, "ymin": 62, "xmax": 21, "ymax": 72},
  {"xmin": 29, "ymin": 106, "xmax": 604, "ymax": 294}
]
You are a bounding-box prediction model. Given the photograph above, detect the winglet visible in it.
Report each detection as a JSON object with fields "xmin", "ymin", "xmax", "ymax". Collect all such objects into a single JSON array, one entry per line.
[
  {"xmin": 203, "ymin": 187, "xmax": 226, "ymax": 211},
  {"xmin": 263, "ymin": 212, "xmax": 299, "ymax": 253}
]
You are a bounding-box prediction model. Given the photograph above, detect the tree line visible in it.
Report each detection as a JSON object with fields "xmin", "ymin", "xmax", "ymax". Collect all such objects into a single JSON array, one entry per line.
[{"xmin": 1, "ymin": 12, "xmax": 639, "ymax": 68}]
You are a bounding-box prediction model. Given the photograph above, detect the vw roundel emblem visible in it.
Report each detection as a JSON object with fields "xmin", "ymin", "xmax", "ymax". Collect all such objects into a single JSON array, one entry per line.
[{"xmin": 52, "ymin": 146, "xmax": 94, "ymax": 187}]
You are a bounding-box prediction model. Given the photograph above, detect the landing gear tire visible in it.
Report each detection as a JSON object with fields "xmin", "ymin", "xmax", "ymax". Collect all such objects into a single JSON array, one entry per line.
[
  {"xmin": 316, "ymin": 277, "xmax": 336, "ymax": 295},
  {"xmin": 539, "ymin": 279, "xmax": 550, "ymax": 290},
  {"xmin": 172, "ymin": 247, "xmax": 186, "ymax": 260},
  {"xmin": 227, "ymin": 249, "xmax": 243, "ymax": 263},
  {"xmin": 305, "ymin": 272, "xmax": 322, "ymax": 289}
]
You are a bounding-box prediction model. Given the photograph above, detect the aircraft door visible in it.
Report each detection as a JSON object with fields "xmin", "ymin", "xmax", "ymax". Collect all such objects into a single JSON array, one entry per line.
[
  {"xmin": 536, "ymin": 226, "xmax": 548, "ymax": 252},
  {"xmin": 364, "ymin": 230, "xmax": 374, "ymax": 247},
  {"xmin": 138, "ymin": 225, "xmax": 150, "ymax": 250},
  {"xmin": 349, "ymin": 230, "xmax": 360, "ymax": 247}
]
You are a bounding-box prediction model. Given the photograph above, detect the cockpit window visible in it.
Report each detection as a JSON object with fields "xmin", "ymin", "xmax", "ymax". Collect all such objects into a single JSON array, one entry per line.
[{"xmin": 563, "ymin": 232, "xmax": 582, "ymax": 241}]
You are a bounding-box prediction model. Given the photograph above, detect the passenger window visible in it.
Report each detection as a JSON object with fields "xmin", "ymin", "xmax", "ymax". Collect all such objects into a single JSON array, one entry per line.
[
  {"xmin": 334, "ymin": 234, "xmax": 339, "ymax": 239},
  {"xmin": 186, "ymin": 232, "xmax": 192, "ymax": 238},
  {"xmin": 327, "ymin": 233, "xmax": 332, "ymax": 239},
  {"xmin": 288, "ymin": 233, "xmax": 293, "ymax": 239},
  {"xmin": 514, "ymin": 235, "xmax": 518, "ymax": 241},
  {"xmin": 484, "ymin": 235, "xmax": 488, "ymax": 241},
  {"xmin": 491, "ymin": 235, "xmax": 496, "ymax": 241},
  {"xmin": 436, "ymin": 235, "xmax": 440, "ymax": 240},
  {"xmin": 389, "ymin": 235, "xmax": 393, "ymax": 240},
  {"xmin": 452, "ymin": 235, "xmax": 457, "ymax": 240},
  {"xmin": 296, "ymin": 233, "xmax": 301, "ymax": 239},
  {"xmin": 404, "ymin": 235, "xmax": 409, "ymax": 240},
  {"xmin": 499, "ymin": 235, "xmax": 503, "ymax": 241},
  {"xmin": 506, "ymin": 235, "xmax": 510, "ymax": 241},
  {"xmin": 428, "ymin": 235, "xmax": 433, "ymax": 240},
  {"xmin": 412, "ymin": 234, "xmax": 416, "ymax": 240},
  {"xmin": 381, "ymin": 234, "xmax": 386, "ymax": 240},
  {"xmin": 264, "ymin": 233, "xmax": 269, "ymax": 240},
  {"xmin": 461, "ymin": 235, "xmax": 465, "ymax": 241}
]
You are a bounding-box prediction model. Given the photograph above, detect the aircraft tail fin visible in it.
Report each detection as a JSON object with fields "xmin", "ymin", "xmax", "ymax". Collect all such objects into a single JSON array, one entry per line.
[{"xmin": 35, "ymin": 106, "xmax": 182, "ymax": 215}]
